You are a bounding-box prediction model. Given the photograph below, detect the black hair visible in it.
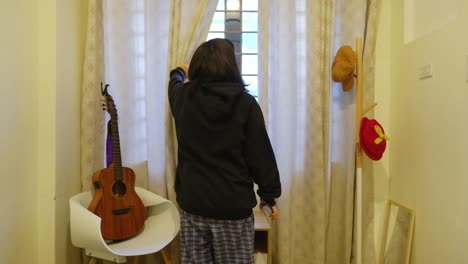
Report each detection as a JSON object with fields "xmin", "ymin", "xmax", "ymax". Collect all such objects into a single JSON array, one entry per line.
[{"xmin": 188, "ymin": 38, "xmax": 245, "ymax": 85}]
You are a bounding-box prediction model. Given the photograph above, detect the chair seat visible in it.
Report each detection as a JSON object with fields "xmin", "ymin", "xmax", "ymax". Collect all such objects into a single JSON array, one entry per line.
[{"xmin": 70, "ymin": 187, "xmax": 180, "ymax": 261}]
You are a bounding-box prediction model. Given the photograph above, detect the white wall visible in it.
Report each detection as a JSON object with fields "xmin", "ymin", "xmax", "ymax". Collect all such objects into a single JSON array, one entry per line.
[
  {"xmin": 385, "ymin": 0, "xmax": 468, "ymax": 263},
  {"xmin": 0, "ymin": 1, "xmax": 39, "ymax": 263},
  {"xmin": 36, "ymin": 0, "xmax": 57, "ymax": 263},
  {"xmin": 373, "ymin": 0, "xmax": 392, "ymax": 260},
  {"xmin": 1, "ymin": 1, "xmax": 86, "ymax": 263},
  {"xmin": 55, "ymin": 0, "xmax": 87, "ymax": 263}
]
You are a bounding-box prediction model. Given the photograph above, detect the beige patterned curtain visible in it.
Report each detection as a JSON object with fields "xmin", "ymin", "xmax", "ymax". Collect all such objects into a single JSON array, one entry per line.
[
  {"xmin": 259, "ymin": 0, "xmax": 382, "ymax": 263},
  {"xmin": 258, "ymin": 0, "xmax": 333, "ymax": 263},
  {"xmin": 80, "ymin": 0, "xmax": 105, "ymax": 192},
  {"xmin": 79, "ymin": 0, "xmax": 105, "ymax": 263},
  {"xmin": 328, "ymin": 0, "xmax": 366, "ymax": 261},
  {"xmin": 331, "ymin": 0, "xmax": 382, "ymax": 263}
]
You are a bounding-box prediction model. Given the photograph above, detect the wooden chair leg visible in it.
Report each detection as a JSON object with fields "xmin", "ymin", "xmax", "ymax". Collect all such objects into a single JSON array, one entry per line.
[
  {"xmin": 88, "ymin": 257, "xmax": 98, "ymax": 264},
  {"xmin": 161, "ymin": 247, "xmax": 171, "ymax": 264},
  {"xmin": 133, "ymin": 256, "xmax": 139, "ymax": 264}
]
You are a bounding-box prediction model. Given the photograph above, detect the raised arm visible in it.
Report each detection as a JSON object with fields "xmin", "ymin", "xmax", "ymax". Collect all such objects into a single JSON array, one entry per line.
[{"xmin": 168, "ymin": 66, "xmax": 187, "ymax": 114}]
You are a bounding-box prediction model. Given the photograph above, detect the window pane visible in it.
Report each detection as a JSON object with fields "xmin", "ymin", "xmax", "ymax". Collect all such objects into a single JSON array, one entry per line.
[
  {"xmin": 227, "ymin": 0, "xmax": 240, "ymax": 10},
  {"xmin": 243, "ymin": 75, "xmax": 258, "ymax": 97},
  {"xmin": 242, "ymin": 33, "xmax": 257, "ymax": 53},
  {"xmin": 242, "ymin": 55, "xmax": 258, "ymax": 74},
  {"xmin": 209, "ymin": 12, "xmax": 225, "ymax": 31},
  {"xmin": 225, "ymin": 11, "xmax": 241, "ymax": 45},
  {"xmin": 226, "ymin": 11, "xmax": 241, "ymax": 30},
  {"xmin": 207, "ymin": 32, "xmax": 225, "ymax": 40},
  {"xmin": 242, "ymin": 0, "xmax": 258, "ymax": 11},
  {"xmin": 216, "ymin": 0, "xmax": 225, "ymax": 10},
  {"xmin": 242, "ymin": 12, "xmax": 258, "ymax": 31}
]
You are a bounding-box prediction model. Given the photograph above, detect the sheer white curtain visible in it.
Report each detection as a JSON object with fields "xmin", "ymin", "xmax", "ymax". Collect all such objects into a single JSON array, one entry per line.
[
  {"xmin": 99, "ymin": 0, "xmax": 217, "ymax": 198},
  {"xmin": 80, "ymin": 0, "xmax": 171, "ymax": 194},
  {"xmin": 100, "ymin": 0, "xmax": 171, "ymax": 198},
  {"xmin": 80, "ymin": 0, "xmax": 217, "ymax": 263},
  {"xmin": 259, "ymin": 0, "xmax": 381, "ymax": 263},
  {"xmin": 81, "ymin": 0, "xmax": 217, "ymax": 195}
]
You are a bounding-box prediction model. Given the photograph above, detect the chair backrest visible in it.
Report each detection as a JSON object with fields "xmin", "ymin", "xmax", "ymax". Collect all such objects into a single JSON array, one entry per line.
[{"xmin": 69, "ymin": 187, "xmax": 180, "ymax": 259}]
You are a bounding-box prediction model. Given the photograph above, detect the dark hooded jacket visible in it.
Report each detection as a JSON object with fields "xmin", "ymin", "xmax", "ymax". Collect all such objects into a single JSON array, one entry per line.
[{"xmin": 168, "ymin": 67, "xmax": 281, "ymax": 220}]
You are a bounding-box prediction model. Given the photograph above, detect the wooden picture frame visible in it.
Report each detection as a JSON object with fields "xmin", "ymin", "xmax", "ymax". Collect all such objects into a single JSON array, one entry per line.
[{"xmin": 380, "ymin": 200, "xmax": 415, "ymax": 264}]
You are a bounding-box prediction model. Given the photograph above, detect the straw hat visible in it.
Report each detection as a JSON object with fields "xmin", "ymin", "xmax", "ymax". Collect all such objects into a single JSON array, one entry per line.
[
  {"xmin": 332, "ymin": 46, "xmax": 356, "ymax": 92},
  {"xmin": 359, "ymin": 117, "xmax": 389, "ymax": 161}
]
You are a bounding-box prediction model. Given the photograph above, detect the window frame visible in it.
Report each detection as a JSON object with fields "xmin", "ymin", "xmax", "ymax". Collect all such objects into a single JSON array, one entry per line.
[{"xmin": 207, "ymin": 0, "xmax": 259, "ymax": 97}]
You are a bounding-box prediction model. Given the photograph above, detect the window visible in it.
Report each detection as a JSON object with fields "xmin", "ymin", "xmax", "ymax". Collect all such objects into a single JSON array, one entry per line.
[{"xmin": 207, "ymin": 0, "xmax": 259, "ymax": 97}]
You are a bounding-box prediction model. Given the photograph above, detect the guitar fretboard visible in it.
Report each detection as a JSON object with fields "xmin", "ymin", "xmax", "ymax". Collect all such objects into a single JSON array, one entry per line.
[{"xmin": 110, "ymin": 112, "xmax": 123, "ymax": 181}]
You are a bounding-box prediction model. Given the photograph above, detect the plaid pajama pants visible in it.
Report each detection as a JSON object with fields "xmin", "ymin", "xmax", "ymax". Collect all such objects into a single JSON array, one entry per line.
[{"xmin": 180, "ymin": 210, "xmax": 255, "ymax": 264}]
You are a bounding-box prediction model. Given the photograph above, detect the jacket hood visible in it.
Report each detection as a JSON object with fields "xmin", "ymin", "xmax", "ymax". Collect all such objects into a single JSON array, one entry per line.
[{"xmin": 194, "ymin": 82, "xmax": 245, "ymax": 121}]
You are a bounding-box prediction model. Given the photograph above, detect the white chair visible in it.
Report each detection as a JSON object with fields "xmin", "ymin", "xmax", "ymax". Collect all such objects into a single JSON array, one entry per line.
[{"xmin": 70, "ymin": 186, "xmax": 180, "ymax": 263}]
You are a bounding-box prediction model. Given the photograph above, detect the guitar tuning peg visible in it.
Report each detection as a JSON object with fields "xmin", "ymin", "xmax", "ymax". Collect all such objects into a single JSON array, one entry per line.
[{"xmin": 102, "ymin": 108, "xmax": 106, "ymax": 111}]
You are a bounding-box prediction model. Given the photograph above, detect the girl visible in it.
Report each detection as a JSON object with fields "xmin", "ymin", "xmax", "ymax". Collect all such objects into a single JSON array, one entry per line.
[{"xmin": 168, "ymin": 38, "xmax": 281, "ymax": 263}]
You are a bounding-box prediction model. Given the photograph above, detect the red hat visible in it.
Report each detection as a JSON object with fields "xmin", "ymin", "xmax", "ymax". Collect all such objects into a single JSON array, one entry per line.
[{"xmin": 359, "ymin": 117, "xmax": 389, "ymax": 160}]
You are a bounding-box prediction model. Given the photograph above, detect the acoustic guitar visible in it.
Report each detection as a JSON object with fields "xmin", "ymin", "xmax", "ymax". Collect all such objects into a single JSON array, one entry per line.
[{"xmin": 88, "ymin": 84, "xmax": 145, "ymax": 241}]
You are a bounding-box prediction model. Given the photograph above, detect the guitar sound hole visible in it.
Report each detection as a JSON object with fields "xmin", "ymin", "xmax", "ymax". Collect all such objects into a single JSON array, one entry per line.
[{"xmin": 112, "ymin": 181, "xmax": 127, "ymax": 197}]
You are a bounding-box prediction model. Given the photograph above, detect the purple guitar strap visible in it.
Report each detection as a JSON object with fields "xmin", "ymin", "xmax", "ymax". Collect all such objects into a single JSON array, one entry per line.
[{"xmin": 106, "ymin": 120, "xmax": 113, "ymax": 167}]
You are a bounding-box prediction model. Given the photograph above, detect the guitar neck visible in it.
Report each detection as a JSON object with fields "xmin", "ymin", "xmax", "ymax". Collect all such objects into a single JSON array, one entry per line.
[{"xmin": 110, "ymin": 113, "xmax": 123, "ymax": 181}]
